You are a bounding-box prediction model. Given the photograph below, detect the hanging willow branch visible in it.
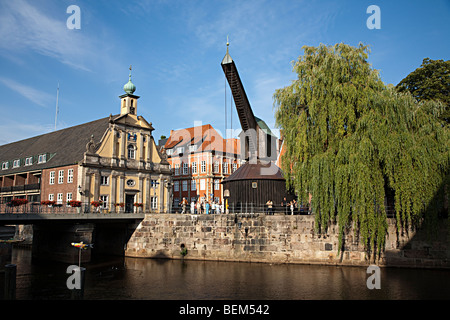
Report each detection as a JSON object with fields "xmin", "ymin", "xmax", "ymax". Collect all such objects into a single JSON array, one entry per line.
[{"xmin": 274, "ymin": 43, "xmax": 449, "ymax": 260}]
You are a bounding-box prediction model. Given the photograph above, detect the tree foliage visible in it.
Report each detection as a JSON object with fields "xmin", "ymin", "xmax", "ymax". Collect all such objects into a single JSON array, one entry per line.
[
  {"xmin": 396, "ymin": 58, "xmax": 450, "ymax": 123},
  {"xmin": 274, "ymin": 43, "xmax": 449, "ymax": 260}
]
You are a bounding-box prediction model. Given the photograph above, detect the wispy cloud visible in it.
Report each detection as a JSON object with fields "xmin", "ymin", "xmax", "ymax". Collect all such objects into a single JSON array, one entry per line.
[
  {"xmin": 0, "ymin": 0, "xmax": 92, "ymax": 71},
  {"xmin": 0, "ymin": 77, "xmax": 54, "ymax": 108}
]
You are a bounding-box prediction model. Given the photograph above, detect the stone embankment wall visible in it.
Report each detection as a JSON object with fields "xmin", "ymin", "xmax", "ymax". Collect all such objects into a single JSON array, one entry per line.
[{"xmin": 125, "ymin": 213, "xmax": 450, "ymax": 269}]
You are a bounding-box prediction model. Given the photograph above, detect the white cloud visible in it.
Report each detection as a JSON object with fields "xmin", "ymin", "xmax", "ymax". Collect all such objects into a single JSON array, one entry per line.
[{"xmin": 0, "ymin": 77, "xmax": 54, "ymax": 108}]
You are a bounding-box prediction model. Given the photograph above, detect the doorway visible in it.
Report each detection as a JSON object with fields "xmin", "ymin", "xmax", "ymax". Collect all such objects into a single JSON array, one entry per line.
[{"xmin": 125, "ymin": 194, "xmax": 135, "ymax": 213}]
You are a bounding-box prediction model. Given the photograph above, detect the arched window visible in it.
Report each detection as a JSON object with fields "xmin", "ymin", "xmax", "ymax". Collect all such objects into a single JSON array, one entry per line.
[{"xmin": 128, "ymin": 145, "xmax": 135, "ymax": 159}]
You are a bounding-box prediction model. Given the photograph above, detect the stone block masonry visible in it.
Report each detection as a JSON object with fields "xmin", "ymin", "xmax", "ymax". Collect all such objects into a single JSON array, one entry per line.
[{"xmin": 125, "ymin": 214, "xmax": 450, "ymax": 268}]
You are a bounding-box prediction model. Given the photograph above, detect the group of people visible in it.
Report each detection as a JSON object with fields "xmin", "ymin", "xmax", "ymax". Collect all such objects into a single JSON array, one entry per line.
[
  {"xmin": 180, "ymin": 197, "xmax": 224, "ymax": 215},
  {"xmin": 266, "ymin": 197, "xmax": 308, "ymax": 215}
]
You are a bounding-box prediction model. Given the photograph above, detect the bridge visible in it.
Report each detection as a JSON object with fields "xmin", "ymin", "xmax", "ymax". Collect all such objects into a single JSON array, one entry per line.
[{"xmin": 0, "ymin": 202, "xmax": 146, "ymax": 264}]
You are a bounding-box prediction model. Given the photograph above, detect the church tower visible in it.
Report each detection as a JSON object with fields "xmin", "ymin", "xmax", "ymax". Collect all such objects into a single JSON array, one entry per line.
[{"xmin": 119, "ymin": 66, "xmax": 139, "ymax": 116}]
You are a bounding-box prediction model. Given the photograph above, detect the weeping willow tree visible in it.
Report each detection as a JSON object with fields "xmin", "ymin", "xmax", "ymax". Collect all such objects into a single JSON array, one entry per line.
[{"xmin": 274, "ymin": 43, "xmax": 449, "ymax": 260}]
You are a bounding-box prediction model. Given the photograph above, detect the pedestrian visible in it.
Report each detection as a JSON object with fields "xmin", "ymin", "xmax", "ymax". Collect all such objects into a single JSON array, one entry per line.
[
  {"xmin": 190, "ymin": 200, "xmax": 195, "ymax": 214},
  {"xmin": 181, "ymin": 197, "xmax": 188, "ymax": 214},
  {"xmin": 290, "ymin": 201, "xmax": 294, "ymax": 215},
  {"xmin": 281, "ymin": 197, "xmax": 288, "ymax": 215},
  {"xmin": 196, "ymin": 200, "xmax": 201, "ymax": 214},
  {"xmin": 211, "ymin": 201, "xmax": 215, "ymax": 214},
  {"xmin": 266, "ymin": 200, "xmax": 273, "ymax": 215},
  {"xmin": 205, "ymin": 201, "xmax": 210, "ymax": 215}
]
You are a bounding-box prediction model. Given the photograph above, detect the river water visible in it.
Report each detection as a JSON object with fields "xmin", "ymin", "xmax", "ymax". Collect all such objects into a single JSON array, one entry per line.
[{"xmin": 2, "ymin": 248, "xmax": 450, "ymax": 300}]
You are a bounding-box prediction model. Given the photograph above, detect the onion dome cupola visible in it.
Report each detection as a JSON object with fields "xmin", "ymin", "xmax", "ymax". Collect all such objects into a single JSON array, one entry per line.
[{"xmin": 119, "ymin": 65, "xmax": 140, "ymax": 116}]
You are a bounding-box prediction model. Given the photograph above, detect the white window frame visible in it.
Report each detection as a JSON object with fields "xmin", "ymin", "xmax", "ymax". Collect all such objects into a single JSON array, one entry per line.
[
  {"xmin": 182, "ymin": 180, "xmax": 188, "ymax": 191},
  {"xmin": 183, "ymin": 163, "xmax": 189, "ymax": 175},
  {"xmin": 214, "ymin": 161, "xmax": 219, "ymax": 173},
  {"xmin": 151, "ymin": 196, "xmax": 158, "ymax": 209},
  {"xmin": 166, "ymin": 149, "xmax": 173, "ymax": 156},
  {"xmin": 67, "ymin": 169, "xmax": 74, "ymax": 183},
  {"xmin": 49, "ymin": 171, "xmax": 55, "ymax": 185},
  {"xmin": 49, "ymin": 194, "xmax": 54, "ymax": 201},
  {"xmin": 25, "ymin": 157, "xmax": 33, "ymax": 166},
  {"xmin": 189, "ymin": 145, "xmax": 197, "ymax": 152},
  {"xmin": 176, "ymin": 147, "xmax": 184, "ymax": 154},
  {"xmin": 100, "ymin": 175, "xmax": 109, "ymax": 185},
  {"xmin": 57, "ymin": 193, "xmax": 63, "ymax": 205},
  {"xmin": 191, "ymin": 179, "xmax": 196, "ymax": 191},
  {"xmin": 2, "ymin": 162, "xmax": 9, "ymax": 170},
  {"xmin": 174, "ymin": 163, "xmax": 180, "ymax": 176},
  {"xmin": 100, "ymin": 195, "xmax": 108, "ymax": 209},
  {"xmin": 127, "ymin": 145, "xmax": 136, "ymax": 159},
  {"xmin": 233, "ymin": 163, "xmax": 237, "ymax": 172},
  {"xmin": 66, "ymin": 193, "xmax": 73, "ymax": 206},
  {"xmin": 200, "ymin": 179, "xmax": 205, "ymax": 191},
  {"xmin": 191, "ymin": 161, "xmax": 197, "ymax": 174},
  {"xmin": 223, "ymin": 162, "xmax": 228, "ymax": 174},
  {"xmin": 201, "ymin": 161, "xmax": 206, "ymax": 173},
  {"xmin": 58, "ymin": 170, "xmax": 64, "ymax": 184},
  {"xmin": 214, "ymin": 179, "xmax": 220, "ymax": 190},
  {"xmin": 38, "ymin": 154, "xmax": 46, "ymax": 164},
  {"xmin": 13, "ymin": 159, "xmax": 20, "ymax": 168}
]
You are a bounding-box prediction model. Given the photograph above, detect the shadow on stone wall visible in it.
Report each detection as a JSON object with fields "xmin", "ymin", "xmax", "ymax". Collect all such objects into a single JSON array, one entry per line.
[{"xmin": 383, "ymin": 172, "xmax": 449, "ymax": 268}]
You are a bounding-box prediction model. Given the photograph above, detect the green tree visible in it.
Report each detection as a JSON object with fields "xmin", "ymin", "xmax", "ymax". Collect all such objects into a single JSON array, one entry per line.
[
  {"xmin": 396, "ymin": 58, "xmax": 450, "ymax": 123},
  {"xmin": 274, "ymin": 43, "xmax": 449, "ymax": 260}
]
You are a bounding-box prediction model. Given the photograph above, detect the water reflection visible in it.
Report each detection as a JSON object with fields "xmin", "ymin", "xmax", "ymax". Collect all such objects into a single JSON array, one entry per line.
[{"xmin": 2, "ymin": 248, "xmax": 450, "ymax": 300}]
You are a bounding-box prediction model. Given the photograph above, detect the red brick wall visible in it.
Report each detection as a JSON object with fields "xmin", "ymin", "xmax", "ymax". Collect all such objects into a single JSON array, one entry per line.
[{"xmin": 41, "ymin": 165, "xmax": 78, "ymax": 204}]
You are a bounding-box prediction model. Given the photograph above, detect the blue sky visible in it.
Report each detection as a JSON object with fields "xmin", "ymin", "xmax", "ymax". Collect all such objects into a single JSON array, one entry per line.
[{"xmin": 0, "ymin": 0, "xmax": 449, "ymax": 145}]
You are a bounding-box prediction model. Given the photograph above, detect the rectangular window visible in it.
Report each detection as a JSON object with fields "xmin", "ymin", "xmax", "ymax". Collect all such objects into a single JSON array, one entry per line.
[
  {"xmin": 201, "ymin": 161, "xmax": 206, "ymax": 173},
  {"xmin": 25, "ymin": 157, "xmax": 33, "ymax": 166},
  {"xmin": 189, "ymin": 145, "xmax": 197, "ymax": 152},
  {"xmin": 166, "ymin": 149, "xmax": 173, "ymax": 156},
  {"xmin": 58, "ymin": 170, "xmax": 64, "ymax": 184},
  {"xmin": 13, "ymin": 159, "xmax": 20, "ymax": 168},
  {"xmin": 200, "ymin": 179, "xmax": 205, "ymax": 190},
  {"xmin": 191, "ymin": 161, "xmax": 197, "ymax": 174},
  {"xmin": 151, "ymin": 196, "xmax": 158, "ymax": 209},
  {"xmin": 2, "ymin": 162, "xmax": 8, "ymax": 170},
  {"xmin": 223, "ymin": 162, "xmax": 228, "ymax": 174},
  {"xmin": 151, "ymin": 179, "xmax": 158, "ymax": 188},
  {"xmin": 183, "ymin": 163, "xmax": 189, "ymax": 175},
  {"xmin": 214, "ymin": 179, "xmax": 220, "ymax": 190},
  {"xmin": 68, "ymin": 169, "xmax": 74, "ymax": 183},
  {"xmin": 100, "ymin": 176, "xmax": 109, "ymax": 185},
  {"xmin": 100, "ymin": 195, "xmax": 108, "ymax": 209},
  {"xmin": 57, "ymin": 193, "xmax": 63, "ymax": 205},
  {"xmin": 49, "ymin": 171, "xmax": 55, "ymax": 185},
  {"xmin": 66, "ymin": 193, "xmax": 73, "ymax": 206},
  {"xmin": 182, "ymin": 180, "xmax": 188, "ymax": 191},
  {"xmin": 176, "ymin": 147, "xmax": 184, "ymax": 154},
  {"xmin": 232, "ymin": 163, "xmax": 237, "ymax": 172},
  {"xmin": 174, "ymin": 181, "xmax": 179, "ymax": 192},
  {"xmin": 214, "ymin": 162, "xmax": 219, "ymax": 173},
  {"xmin": 174, "ymin": 164, "xmax": 180, "ymax": 176},
  {"xmin": 191, "ymin": 179, "xmax": 196, "ymax": 191},
  {"xmin": 128, "ymin": 145, "xmax": 135, "ymax": 159},
  {"xmin": 49, "ymin": 194, "xmax": 54, "ymax": 201},
  {"xmin": 38, "ymin": 154, "xmax": 46, "ymax": 164}
]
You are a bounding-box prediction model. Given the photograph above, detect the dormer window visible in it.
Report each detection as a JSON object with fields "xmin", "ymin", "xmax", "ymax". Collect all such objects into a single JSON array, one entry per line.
[
  {"xmin": 38, "ymin": 154, "xmax": 46, "ymax": 164},
  {"xmin": 25, "ymin": 157, "xmax": 33, "ymax": 166},
  {"xmin": 1, "ymin": 162, "xmax": 8, "ymax": 170},
  {"xmin": 176, "ymin": 147, "xmax": 184, "ymax": 154},
  {"xmin": 189, "ymin": 145, "xmax": 197, "ymax": 152},
  {"xmin": 13, "ymin": 159, "xmax": 20, "ymax": 168},
  {"xmin": 166, "ymin": 149, "xmax": 173, "ymax": 156}
]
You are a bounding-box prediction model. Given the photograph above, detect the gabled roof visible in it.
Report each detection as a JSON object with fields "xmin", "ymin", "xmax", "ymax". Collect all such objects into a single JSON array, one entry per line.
[
  {"xmin": 0, "ymin": 116, "xmax": 112, "ymax": 176},
  {"xmin": 164, "ymin": 124, "xmax": 240, "ymax": 156}
]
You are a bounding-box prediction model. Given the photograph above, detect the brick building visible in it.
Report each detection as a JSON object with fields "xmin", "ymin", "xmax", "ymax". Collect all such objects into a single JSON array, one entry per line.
[{"xmin": 162, "ymin": 124, "xmax": 241, "ymax": 209}]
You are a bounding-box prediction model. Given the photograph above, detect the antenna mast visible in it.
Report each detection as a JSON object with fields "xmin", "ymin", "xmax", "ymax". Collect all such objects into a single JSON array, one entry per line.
[{"xmin": 54, "ymin": 82, "xmax": 59, "ymax": 131}]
